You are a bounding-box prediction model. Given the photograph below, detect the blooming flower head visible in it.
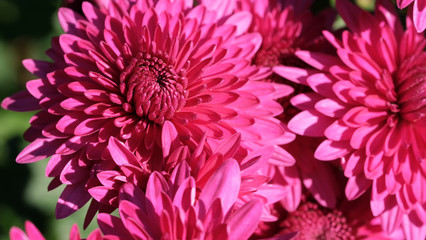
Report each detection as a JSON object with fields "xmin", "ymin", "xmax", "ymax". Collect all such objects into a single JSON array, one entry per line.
[
  {"xmin": 10, "ymin": 221, "xmax": 103, "ymax": 240},
  {"xmin": 90, "ymin": 134, "xmax": 285, "ymax": 222},
  {"xmin": 282, "ymin": 0, "xmax": 426, "ymax": 238},
  {"xmin": 234, "ymin": 0, "xmax": 336, "ymax": 70},
  {"xmin": 254, "ymin": 193, "xmax": 405, "ymax": 240},
  {"xmin": 98, "ymin": 159, "xmax": 264, "ymax": 240},
  {"xmin": 228, "ymin": 0, "xmax": 339, "ymax": 212},
  {"xmin": 1, "ymin": 0, "xmax": 294, "ymax": 220},
  {"xmin": 396, "ymin": 0, "xmax": 426, "ymax": 32}
]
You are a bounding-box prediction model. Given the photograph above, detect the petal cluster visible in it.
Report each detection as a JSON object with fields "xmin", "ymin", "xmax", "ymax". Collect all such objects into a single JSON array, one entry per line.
[
  {"xmin": 3, "ymin": 0, "xmax": 425, "ymax": 239},
  {"xmin": 1, "ymin": 0, "xmax": 293, "ymax": 220},
  {"xmin": 396, "ymin": 0, "xmax": 426, "ymax": 32},
  {"xmin": 286, "ymin": 0, "xmax": 426, "ymax": 238},
  {"xmin": 98, "ymin": 160, "xmax": 263, "ymax": 240},
  {"xmin": 10, "ymin": 221, "xmax": 103, "ymax": 240}
]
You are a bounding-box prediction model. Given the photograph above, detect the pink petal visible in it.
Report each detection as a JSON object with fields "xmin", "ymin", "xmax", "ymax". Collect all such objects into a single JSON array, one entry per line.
[
  {"xmin": 273, "ymin": 66, "xmax": 318, "ymax": 85},
  {"xmin": 22, "ymin": 59, "xmax": 52, "ymax": 78},
  {"xmin": 199, "ymin": 0, "xmax": 235, "ymax": 19},
  {"xmin": 290, "ymin": 93, "xmax": 322, "ymax": 111},
  {"xmin": 296, "ymin": 50, "xmax": 342, "ymax": 71},
  {"xmin": 162, "ymin": 120, "xmax": 179, "ymax": 157},
  {"xmin": 345, "ymin": 175, "xmax": 371, "ymax": 200},
  {"xmin": 226, "ymin": 199, "xmax": 263, "ymax": 240},
  {"xmin": 224, "ymin": 11, "xmax": 252, "ymax": 35},
  {"xmin": 315, "ymin": 139, "xmax": 351, "ymax": 161},
  {"xmin": 413, "ymin": 0, "xmax": 426, "ymax": 32},
  {"xmin": 314, "ymin": 98, "xmax": 347, "ymax": 118},
  {"xmin": 25, "ymin": 221, "xmax": 45, "ymax": 240},
  {"xmin": 324, "ymin": 120, "xmax": 353, "ymax": 141},
  {"xmin": 213, "ymin": 133, "xmax": 241, "ymax": 160},
  {"xmin": 98, "ymin": 213, "xmax": 133, "ymax": 239},
  {"xmin": 17, "ymin": 138, "xmax": 63, "ymax": 164},
  {"xmin": 172, "ymin": 178, "xmax": 196, "ymax": 211},
  {"xmin": 56, "ymin": 184, "xmax": 91, "ymax": 219},
  {"xmin": 9, "ymin": 227, "xmax": 28, "ymax": 240},
  {"xmin": 108, "ymin": 137, "xmax": 139, "ymax": 166},
  {"xmin": 198, "ymin": 159, "xmax": 241, "ymax": 217},
  {"xmin": 1, "ymin": 90, "xmax": 40, "ymax": 112},
  {"xmin": 145, "ymin": 172, "xmax": 169, "ymax": 215},
  {"xmin": 380, "ymin": 199, "xmax": 404, "ymax": 234},
  {"xmin": 288, "ymin": 110, "xmax": 333, "ymax": 137},
  {"xmin": 69, "ymin": 224, "xmax": 80, "ymax": 240},
  {"xmin": 301, "ymin": 163, "xmax": 340, "ymax": 208}
]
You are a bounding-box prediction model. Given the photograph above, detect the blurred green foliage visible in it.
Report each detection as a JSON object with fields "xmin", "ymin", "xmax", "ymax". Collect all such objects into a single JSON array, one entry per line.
[
  {"xmin": 0, "ymin": 0, "xmax": 375, "ymax": 239},
  {"xmin": 0, "ymin": 0, "xmax": 97, "ymax": 239}
]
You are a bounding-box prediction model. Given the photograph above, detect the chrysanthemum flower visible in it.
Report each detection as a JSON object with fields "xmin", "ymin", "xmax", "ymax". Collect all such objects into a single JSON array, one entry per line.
[
  {"xmin": 97, "ymin": 159, "xmax": 264, "ymax": 240},
  {"xmin": 284, "ymin": 0, "xmax": 426, "ymax": 238},
  {"xmin": 10, "ymin": 221, "xmax": 103, "ymax": 240},
  {"xmin": 90, "ymin": 134, "xmax": 286, "ymax": 222},
  {"xmin": 254, "ymin": 194, "xmax": 405, "ymax": 240},
  {"xmin": 396, "ymin": 0, "xmax": 426, "ymax": 32},
  {"xmin": 1, "ymin": 0, "xmax": 294, "ymax": 219},
  {"xmin": 228, "ymin": 0, "xmax": 339, "ymax": 211},
  {"xmin": 233, "ymin": 0, "xmax": 336, "ymax": 71}
]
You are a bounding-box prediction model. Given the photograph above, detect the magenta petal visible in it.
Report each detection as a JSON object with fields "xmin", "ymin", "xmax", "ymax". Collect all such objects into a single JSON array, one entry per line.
[
  {"xmin": 198, "ymin": 159, "xmax": 241, "ymax": 216},
  {"xmin": 214, "ymin": 133, "xmax": 241, "ymax": 160},
  {"xmin": 9, "ymin": 227, "xmax": 27, "ymax": 240},
  {"xmin": 301, "ymin": 163, "xmax": 340, "ymax": 208},
  {"xmin": 413, "ymin": 0, "xmax": 426, "ymax": 32},
  {"xmin": 273, "ymin": 66, "xmax": 317, "ymax": 85},
  {"xmin": 224, "ymin": 11, "xmax": 252, "ymax": 35},
  {"xmin": 226, "ymin": 199, "xmax": 263, "ymax": 240},
  {"xmin": 69, "ymin": 224, "xmax": 80, "ymax": 240},
  {"xmin": 172, "ymin": 178, "xmax": 196, "ymax": 210},
  {"xmin": 16, "ymin": 138, "xmax": 63, "ymax": 164},
  {"xmin": 345, "ymin": 175, "xmax": 372, "ymax": 200},
  {"xmin": 199, "ymin": 0, "xmax": 235, "ymax": 19},
  {"xmin": 380, "ymin": 200, "xmax": 404, "ymax": 234},
  {"xmin": 315, "ymin": 139, "xmax": 351, "ymax": 161},
  {"xmin": 288, "ymin": 110, "xmax": 332, "ymax": 137},
  {"xmin": 161, "ymin": 120, "xmax": 179, "ymax": 157},
  {"xmin": 145, "ymin": 172, "xmax": 169, "ymax": 215},
  {"xmin": 108, "ymin": 137, "xmax": 139, "ymax": 166},
  {"xmin": 24, "ymin": 221, "xmax": 45, "ymax": 240},
  {"xmin": 56, "ymin": 184, "xmax": 91, "ymax": 219},
  {"xmin": 98, "ymin": 213, "xmax": 133, "ymax": 239},
  {"xmin": 1, "ymin": 90, "xmax": 40, "ymax": 112},
  {"xmin": 22, "ymin": 59, "xmax": 52, "ymax": 78}
]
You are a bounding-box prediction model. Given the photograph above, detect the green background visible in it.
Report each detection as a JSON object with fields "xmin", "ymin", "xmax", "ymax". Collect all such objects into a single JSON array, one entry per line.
[{"xmin": 0, "ymin": 0, "xmax": 98, "ymax": 239}]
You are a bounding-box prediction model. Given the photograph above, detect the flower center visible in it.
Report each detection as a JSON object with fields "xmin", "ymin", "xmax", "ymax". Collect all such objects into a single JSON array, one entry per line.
[
  {"xmin": 395, "ymin": 53, "xmax": 426, "ymax": 123},
  {"xmin": 120, "ymin": 52, "xmax": 188, "ymax": 124},
  {"xmin": 280, "ymin": 202, "xmax": 355, "ymax": 240},
  {"xmin": 254, "ymin": 39, "xmax": 306, "ymax": 68}
]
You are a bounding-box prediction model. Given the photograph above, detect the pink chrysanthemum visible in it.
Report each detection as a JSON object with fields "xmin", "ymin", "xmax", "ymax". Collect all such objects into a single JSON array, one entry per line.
[
  {"xmin": 10, "ymin": 221, "xmax": 103, "ymax": 240},
  {"xmin": 254, "ymin": 194, "xmax": 405, "ymax": 240},
  {"xmin": 97, "ymin": 160, "xmax": 264, "ymax": 240},
  {"xmin": 230, "ymin": 0, "xmax": 339, "ymax": 211},
  {"xmin": 1, "ymin": 0, "xmax": 294, "ymax": 220},
  {"xmin": 396, "ymin": 0, "xmax": 426, "ymax": 32},
  {"xmin": 90, "ymin": 134, "xmax": 286, "ymax": 222},
  {"xmin": 282, "ymin": 0, "xmax": 426, "ymax": 238},
  {"xmin": 234, "ymin": 0, "xmax": 336, "ymax": 70}
]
